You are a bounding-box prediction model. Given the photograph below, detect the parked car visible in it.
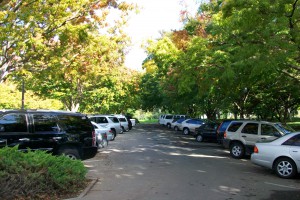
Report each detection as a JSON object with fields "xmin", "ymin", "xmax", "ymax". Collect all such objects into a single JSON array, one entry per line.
[
  {"xmin": 181, "ymin": 118, "xmax": 205, "ymax": 135},
  {"xmin": 223, "ymin": 120, "xmax": 293, "ymax": 159},
  {"xmin": 163, "ymin": 114, "xmax": 174, "ymax": 128},
  {"xmin": 194, "ymin": 122, "xmax": 220, "ymax": 142},
  {"xmin": 115, "ymin": 114, "xmax": 129, "ymax": 132},
  {"xmin": 216, "ymin": 119, "xmax": 234, "ymax": 144},
  {"xmin": 125, "ymin": 115, "xmax": 133, "ymax": 130},
  {"xmin": 91, "ymin": 121, "xmax": 110, "ymax": 148},
  {"xmin": 159, "ymin": 114, "xmax": 188, "ymax": 128},
  {"xmin": 88, "ymin": 115, "xmax": 123, "ymax": 138},
  {"xmin": 130, "ymin": 118, "xmax": 136, "ymax": 126},
  {"xmin": 171, "ymin": 118, "xmax": 186, "ymax": 131},
  {"xmin": 159, "ymin": 114, "xmax": 165, "ymax": 125},
  {"xmin": 251, "ymin": 132, "xmax": 300, "ymax": 179},
  {"xmin": 0, "ymin": 109, "xmax": 98, "ymax": 160}
]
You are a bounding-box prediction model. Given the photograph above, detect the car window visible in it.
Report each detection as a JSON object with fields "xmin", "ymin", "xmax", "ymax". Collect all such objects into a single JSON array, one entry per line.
[
  {"xmin": 274, "ymin": 123, "xmax": 294, "ymax": 134},
  {"xmin": 108, "ymin": 117, "xmax": 119, "ymax": 123},
  {"xmin": 0, "ymin": 113, "xmax": 27, "ymax": 132},
  {"xmin": 119, "ymin": 118, "xmax": 127, "ymax": 122},
  {"xmin": 97, "ymin": 117, "xmax": 108, "ymax": 123},
  {"xmin": 165, "ymin": 115, "xmax": 173, "ymax": 119},
  {"xmin": 218, "ymin": 121, "xmax": 232, "ymax": 132},
  {"xmin": 33, "ymin": 114, "xmax": 59, "ymax": 133},
  {"xmin": 261, "ymin": 124, "xmax": 281, "ymax": 136},
  {"xmin": 227, "ymin": 122, "xmax": 243, "ymax": 132},
  {"xmin": 282, "ymin": 134, "xmax": 300, "ymax": 146},
  {"xmin": 241, "ymin": 123, "xmax": 258, "ymax": 135},
  {"xmin": 57, "ymin": 115, "xmax": 93, "ymax": 132}
]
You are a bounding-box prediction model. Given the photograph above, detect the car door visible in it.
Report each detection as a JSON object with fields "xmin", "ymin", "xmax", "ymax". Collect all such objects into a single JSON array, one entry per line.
[
  {"xmin": 288, "ymin": 134, "xmax": 300, "ymax": 167},
  {"xmin": 30, "ymin": 113, "xmax": 62, "ymax": 151},
  {"xmin": 0, "ymin": 112, "xmax": 31, "ymax": 150},
  {"xmin": 260, "ymin": 123, "xmax": 282, "ymax": 142},
  {"xmin": 240, "ymin": 122, "xmax": 259, "ymax": 147},
  {"xmin": 202, "ymin": 123, "xmax": 218, "ymax": 140}
]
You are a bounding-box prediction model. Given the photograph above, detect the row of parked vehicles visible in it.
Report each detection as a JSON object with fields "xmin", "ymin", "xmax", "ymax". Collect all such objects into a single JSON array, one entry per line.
[
  {"xmin": 0, "ymin": 109, "xmax": 136, "ymax": 160},
  {"xmin": 159, "ymin": 114, "xmax": 300, "ymax": 179}
]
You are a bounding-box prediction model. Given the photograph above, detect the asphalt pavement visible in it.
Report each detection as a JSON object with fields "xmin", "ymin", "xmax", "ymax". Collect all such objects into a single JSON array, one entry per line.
[{"xmin": 75, "ymin": 124, "xmax": 300, "ymax": 200}]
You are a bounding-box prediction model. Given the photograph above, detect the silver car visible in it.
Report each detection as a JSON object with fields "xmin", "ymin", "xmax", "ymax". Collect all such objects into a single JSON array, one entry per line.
[
  {"xmin": 91, "ymin": 121, "xmax": 109, "ymax": 148},
  {"xmin": 181, "ymin": 118, "xmax": 205, "ymax": 135},
  {"xmin": 88, "ymin": 115, "xmax": 123, "ymax": 139},
  {"xmin": 251, "ymin": 132, "xmax": 300, "ymax": 179}
]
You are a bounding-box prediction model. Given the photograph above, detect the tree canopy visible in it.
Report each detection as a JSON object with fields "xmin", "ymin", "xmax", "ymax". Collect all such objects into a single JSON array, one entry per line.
[{"xmin": 140, "ymin": 0, "xmax": 300, "ymax": 122}]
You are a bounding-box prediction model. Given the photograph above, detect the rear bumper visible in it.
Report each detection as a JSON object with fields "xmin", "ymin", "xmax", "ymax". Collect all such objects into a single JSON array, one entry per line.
[{"xmin": 83, "ymin": 146, "xmax": 98, "ymax": 159}]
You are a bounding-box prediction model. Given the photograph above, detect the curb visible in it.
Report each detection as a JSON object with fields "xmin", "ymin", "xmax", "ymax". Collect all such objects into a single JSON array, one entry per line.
[{"xmin": 66, "ymin": 178, "xmax": 98, "ymax": 199}]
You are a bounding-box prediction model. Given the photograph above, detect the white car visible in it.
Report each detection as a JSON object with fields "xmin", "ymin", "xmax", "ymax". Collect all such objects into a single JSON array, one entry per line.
[
  {"xmin": 88, "ymin": 115, "xmax": 123, "ymax": 139},
  {"xmin": 251, "ymin": 132, "xmax": 300, "ymax": 179},
  {"xmin": 115, "ymin": 114, "xmax": 129, "ymax": 132}
]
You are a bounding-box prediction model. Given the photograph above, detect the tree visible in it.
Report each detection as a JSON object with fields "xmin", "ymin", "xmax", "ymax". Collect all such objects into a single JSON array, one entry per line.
[{"xmin": 1, "ymin": 0, "xmax": 137, "ymax": 111}]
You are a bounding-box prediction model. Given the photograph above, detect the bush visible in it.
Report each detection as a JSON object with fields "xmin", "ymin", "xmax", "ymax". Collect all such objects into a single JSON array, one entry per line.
[{"xmin": 0, "ymin": 146, "xmax": 87, "ymax": 200}]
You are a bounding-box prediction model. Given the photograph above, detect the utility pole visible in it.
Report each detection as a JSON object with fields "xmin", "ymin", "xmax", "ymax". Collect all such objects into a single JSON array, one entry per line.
[{"xmin": 21, "ymin": 78, "xmax": 25, "ymax": 109}]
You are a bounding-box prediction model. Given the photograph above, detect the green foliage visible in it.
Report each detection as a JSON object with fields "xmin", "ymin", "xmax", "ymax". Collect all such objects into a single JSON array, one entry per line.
[
  {"xmin": 0, "ymin": 146, "xmax": 87, "ymax": 199},
  {"xmin": 140, "ymin": 0, "xmax": 300, "ymax": 122},
  {"xmin": 1, "ymin": 0, "xmax": 140, "ymax": 113},
  {"xmin": 0, "ymin": 81, "xmax": 63, "ymax": 109}
]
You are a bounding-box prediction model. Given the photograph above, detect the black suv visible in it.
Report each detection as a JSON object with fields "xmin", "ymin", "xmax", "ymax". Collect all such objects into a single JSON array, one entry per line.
[{"xmin": 0, "ymin": 110, "xmax": 98, "ymax": 160}]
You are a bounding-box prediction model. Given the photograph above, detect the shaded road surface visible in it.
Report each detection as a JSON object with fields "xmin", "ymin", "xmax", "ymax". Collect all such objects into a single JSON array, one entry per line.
[{"xmin": 82, "ymin": 124, "xmax": 300, "ymax": 200}]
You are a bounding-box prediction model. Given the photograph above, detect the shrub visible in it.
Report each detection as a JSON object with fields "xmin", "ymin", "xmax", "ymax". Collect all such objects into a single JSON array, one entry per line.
[{"xmin": 0, "ymin": 146, "xmax": 87, "ymax": 199}]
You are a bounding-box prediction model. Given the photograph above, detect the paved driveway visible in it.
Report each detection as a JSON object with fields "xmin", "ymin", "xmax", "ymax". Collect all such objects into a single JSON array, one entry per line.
[{"xmin": 82, "ymin": 124, "xmax": 300, "ymax": 200}]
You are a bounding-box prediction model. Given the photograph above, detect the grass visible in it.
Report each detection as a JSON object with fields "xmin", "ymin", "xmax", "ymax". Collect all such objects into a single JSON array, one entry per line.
[{"xmin": 139, "ymin": 119, "xmax": 158, "ymax": 124}]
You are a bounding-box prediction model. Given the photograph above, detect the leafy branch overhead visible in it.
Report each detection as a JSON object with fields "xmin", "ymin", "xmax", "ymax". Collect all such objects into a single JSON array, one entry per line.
[{"xmin": 1, "ymin": 0, "xmax": 140, "ymax": 113}]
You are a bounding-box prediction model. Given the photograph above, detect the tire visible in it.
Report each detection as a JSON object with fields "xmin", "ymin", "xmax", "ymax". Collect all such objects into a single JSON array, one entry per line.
[
  {"xmin": 111, "ymin": 132, "xmax": 115, "ymax": 141},
  {"xmin": 274, "ymin": 158, "xmax": 297, "ymax": 179},
  {"xmin": 111, "ymin": 129, "xmax": 116, "ymax": 140},
  {"xmin": 196, "ymin": 134, "xmax": 203, "ymax": 142},
  {"xmin": 230, "ymin": 142, "xmax": 245, "ymax": 159},
  {"xmin": 167, "ymin": 123, "xmax": 171, "ymax": 129},
  {"xmin": 174, "ymin": 126, "xmax": 179, "ymax": 131},
  {"xmin": 58, "ymin": 147, "xmax": 81, "ymax": 160},
  {"xmin": 183, "ymin": 128, "xmax": 190, "ymax": 135}
]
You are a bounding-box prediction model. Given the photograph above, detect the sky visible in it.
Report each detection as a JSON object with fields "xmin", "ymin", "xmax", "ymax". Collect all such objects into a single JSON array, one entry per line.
[{"xmin": 124, "ymin": 0, "xmax": 201, "ymax": 71}]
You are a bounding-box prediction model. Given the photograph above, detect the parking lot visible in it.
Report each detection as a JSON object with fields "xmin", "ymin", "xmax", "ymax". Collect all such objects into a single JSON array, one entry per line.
[{"xmin": 82, "ymin": 124, "xmax": 300, "ymax": 200}]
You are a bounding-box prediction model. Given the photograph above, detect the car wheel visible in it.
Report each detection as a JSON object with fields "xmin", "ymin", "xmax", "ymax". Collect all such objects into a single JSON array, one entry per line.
[
  {"xmin": 58, "ymin": 148, "xmax": 81, "ymax": 160},
  {"xmin": 183, "ymin": 128, "xmax": 189, "ymax": 135},
  {"xmin": 111, "ymin": 129, "xmax": 116, "ymax": 140},
  {"xmin": 174, "ymin": 126, "xmax": 178, "ymax": 131},
  {"xmin": 274, "ymin": 158, "xmax": 297, "ymax": 179},
  {"xmin": 230, "ymin": 142, "xmax": 245, "ymax": 159},
  {"xmin": 122, "ymin": 126, "xmax": 126, "ymax": 132},
  {"xmin": 196, "ymin": 134, "xmax": 203, "ymax": 142},
  {"xmin": 167, "ymin": 123, "xmax": 171, "ymax": 129}
]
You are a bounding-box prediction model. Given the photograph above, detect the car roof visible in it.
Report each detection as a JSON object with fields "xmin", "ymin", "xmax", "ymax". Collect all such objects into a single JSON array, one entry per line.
[{"xmin": 0, "ymin": 109, "xmax": 83, "ymax": 115}]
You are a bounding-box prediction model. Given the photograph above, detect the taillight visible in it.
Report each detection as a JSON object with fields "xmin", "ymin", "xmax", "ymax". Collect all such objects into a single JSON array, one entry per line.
[
  {"xmin": 224, "ymin": 132, "xmax": 227, "ymax": 138},
  {"xmin": 92, "ymin": 130, "xmax": 96, "ymax": 146},
  {"xmin": 254, "ymin": 146, "xmax": 259, "ymax": 153}
]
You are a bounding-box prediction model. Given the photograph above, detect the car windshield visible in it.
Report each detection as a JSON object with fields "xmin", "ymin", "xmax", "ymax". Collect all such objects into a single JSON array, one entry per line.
[{"xmin": 274, "ymin": 123, "xmax": 294, "ymax": 135}]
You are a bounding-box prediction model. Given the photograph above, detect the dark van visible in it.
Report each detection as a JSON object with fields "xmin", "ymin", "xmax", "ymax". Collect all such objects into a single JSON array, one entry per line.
[{"xmin": 0, "ymin": 110, "xmax": 98, "ymax": 160}]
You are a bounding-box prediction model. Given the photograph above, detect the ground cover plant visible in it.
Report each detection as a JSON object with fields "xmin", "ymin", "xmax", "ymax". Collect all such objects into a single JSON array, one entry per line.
[{"xmin": 0, "ymin": 146, "xmax": 88, "ymax": 200}]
